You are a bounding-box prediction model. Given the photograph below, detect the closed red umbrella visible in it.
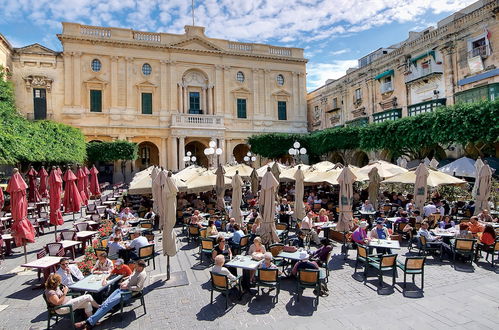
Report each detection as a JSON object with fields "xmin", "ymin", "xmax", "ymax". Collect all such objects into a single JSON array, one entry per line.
[
  {"xmin": 0, "ymin": 186, "xmax": 4, "ymax": 210},
  {"xmin": 76, "ymin": 165, "xmax": 88, "ymax": 206},
  {"xmin": 7, "ymin": 168, "xmax": 36, "ymax": 263},
  {"xmin": 48, "ymin": 167, "xmax": 64, "ymax": 239},
  {"xmin": 27, "ymin": 166, "xmax": 41, "ymax": 203},
  {"xmin": 63, "ymin": 168, "xmax": 82, "ymax": 221},
  {"xmin": 89, "ymin": 165, "xmax": 101, "ymax": 196},
  {"xmin": 38, "ymin": 166, "xmax": 49, "ymax": 198},
  {"xmin": 83, "ymin": 166, "xmax": 91, "ymax": 200}
]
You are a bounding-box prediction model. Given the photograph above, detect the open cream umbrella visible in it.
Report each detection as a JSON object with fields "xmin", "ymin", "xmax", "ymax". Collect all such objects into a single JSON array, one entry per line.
[
  {"xmin": 294, "ymin": 165, "xmax": 306, "ymax": 221},
  {"xmin": 472, "ymin": 157, "xmax": 484, "ymax": 198},
  {"xmin": 357, "ymin": 160, "xmax": 407, "ymax": 179},
  {"xmin": 382, "ymin": 168, "xmax": 466, "ymax": 187},
  {"xmin": 474, "ymin": 164, "xmax": 492, "ymax": 215},
  {"xmin": 250, "ymin": 168, "xmax": 259, "ymax": 196},
  {"xmin": 368, "ymin": 167, "xmax": 381, "ymax": 210},
  {"xmin": 280, "ymin": 164, "xmax": 311, "ymax": 182},
  {"xmin": 413, "ymin": 163, "xmax": 429, "ymax": 212},
  {"xmin": 223, "ymin": 163, "xmax": 253, "ymax": 179},
  {"xmin": 215, "ymin": 164, "xmax": 226, "ymax": 211},
  {"xmin": 304, "ymin": 169, "xmax": 341, "ymax": 185},
  {"xmin": 337, "ymin": 166, "xmax": 356, "ymax": 232},
  {"xmin": 260, "ymin": 168, "xmax": 280, "ymax": 245},
  {"xmin": 230, "ymin": 171, "xmax": 244, "ymax": 224},
  {"xmin": 161, "ymin": 170, "xmax": 178, "ymax": 280},
  {"xmin": 127, "ymin": 166, "xmax": 154, "ymax": 195},
  {"xmin": 184, "ymin": 170, "xmax": 230, "ymax": 194},
  {"xmin": 257, "ymin": 162, "xmax": 287, "ymax": 178}
]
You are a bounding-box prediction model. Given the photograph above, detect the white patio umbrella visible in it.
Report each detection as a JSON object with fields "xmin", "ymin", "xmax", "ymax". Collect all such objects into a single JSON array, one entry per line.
[
  {"xmin": 259, "ymin": 168, "xmax": 280, "ymax": 245},
  {"xmin": 161, "ymin": 171, "xmax": 178, "ymax": 280},
  {"xmin": 368, "ymin": 167, "xmax": 381, "ymax": 210},
  {"xmin": 382, "ymin": 168, "xmax": 466, "ymax": 187},
  {"xmin": 215, "ymin": 164, "xmax": 226, "ymax": 211},
  {"xmin": 337, "ymin": 166, "xmax": 356, "ymax": 232},
  {"xmin": 256, "ymin": 162, "xmax": 287, "ymax": 178},
  {"xmin": 151, "ymin": 166, "xmax": 160, "ymax": 213},
  {"xmin": 413, "ymin": 163, "xmax": 429, "ymax": 212},
  {"xmin": 438, "ymin": 157, "xmax": 477, "ymax": 178},
  {"xmin": 223, "ymin": 163, "xmax": 253, "ymax": 179},
  {"xmin": 294, "ymin": 165, "xmax": 306, "ymax": 221},
  {"xmin": 357, "ymin": 160, "xmax": 407, "ymax": 179},
  {"xmin": 127, "ymin": 166, "xmax": 154, "ymax": 195},
  {"xmin": 472, "ymin": 158, "xmax": 484, "ymax": 198},
  {"xmin": 230, "ymin": 171, "xmax": 244, "ymax": 225},
  {"xmin": 429, "ymin": 158, "xmax": 439, "ymax": 169},
  {"xmin": 250, "ymin": 168, "xmax": 259, "ymax": 196},
  {"xmin": 152, "ymin": 169, "xmax": 164, "ymax": 229},
  {"xmin": 474, "ymin": 164, "xmax": 492, "ymax": 215}
]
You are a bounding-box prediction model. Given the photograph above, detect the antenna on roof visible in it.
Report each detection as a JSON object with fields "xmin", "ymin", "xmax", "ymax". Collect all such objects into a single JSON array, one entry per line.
[{"xmin": 191, "ymin": 0, "xmax": 195, "ymax": 26}]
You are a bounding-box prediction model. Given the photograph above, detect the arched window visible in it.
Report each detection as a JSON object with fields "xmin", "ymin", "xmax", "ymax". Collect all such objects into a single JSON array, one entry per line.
[
  {"xmin": 142, "ymin": 63, "xmax": 152, "ymax": 75},
  {"xmin": 91, "ymin": 59, "xmax": 101, "ymax": 72}
]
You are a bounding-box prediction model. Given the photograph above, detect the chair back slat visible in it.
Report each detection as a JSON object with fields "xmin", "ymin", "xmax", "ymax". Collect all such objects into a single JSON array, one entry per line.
[
  {"xmin": 75, "ymin": 222, "xmax": 89, "ymax": 232},
  {"xmin": 381, "ymin": 255, "xmax": 397, "ymax": 267},
  {"xmin": 455, "ymin": 239, "xmax": 474, "ymax": 251},
  {"xmin": 46, "ymin": 243, "xmax": 63, "ymax": 256},
  {"xmin": 200, "ymin": 228, "xmax": 207, "ymax": 238},
  {"xmin": 189, "ymin": 226, "xmax": 200, "ymax": 235},
  {"xmin": 269, "ymin": 244, "xmax": 284, "ymax": 257},
  {"xmin": 276, "ymin": 223, "xmax": 288, "ymax": 231},
  {"xmin": 140, "ymin": 221, "xmax": 153, "ymax": 229},
  {"xmin": 406, "ymin": 257, "xmax": 425, "ymax": 270},
  {"xmin": 211, "ymin": 273, "xmax": 228, "ymax": 289},
  {"xmin": 299, "ymin": 269, "xmax": 319, "ymax": 284},
  {"xmin": 259, "ymin": 269, "xmax": 278, "ymax": 282},
  {"xmin": 201, "ymin": 239, "xmax": 214, "ymax": 250},
  {"xmin": 37, "ymin": 249, "xmax": 47, "ymax": 259},
  {"xmin": 61, "ymin": 230, "xmax": 76, "ymax": 241},
  {"xmin": 357, "ymin": 245, "xmax": 367, "ymax": 258},
  {"xmin": 139, "ymin": 245, "xmax": 154, "ymax": 257}
]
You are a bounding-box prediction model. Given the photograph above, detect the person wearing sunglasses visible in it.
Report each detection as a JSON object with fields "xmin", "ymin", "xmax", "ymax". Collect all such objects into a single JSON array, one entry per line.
[{"xmin": 56, "ymin": 258, "xmax": 84, "ymax": 287}]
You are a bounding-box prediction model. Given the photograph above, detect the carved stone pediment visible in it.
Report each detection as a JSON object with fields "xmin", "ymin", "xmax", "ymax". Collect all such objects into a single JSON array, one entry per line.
[
  {"xmin": 231, "ymin": 87, "xmax": 251, "ymax": 94},
  {"xmin": 16, "ymin": 43, "xmax": 58, "ymax": 56},
  {"xmin": 379, "ymin": 97, "xmax": 398, "ymax": 111},
  {"xmin": 352, "ymin": 107, "xmax": 366, "ymax": 118},
  {"xmin": 271, "ymin": 89, "xmax": 291, "ymax": 97},
  {"xmin": 170, "ymin": 37, "xmax": 222, "ymax": 52},
  {"xmin": 182, "ymin": 70, "xmax": 208, "ymax": 87},
  {"xmin": 23, "ymin": 75, "xmax": 53, "ymax": 91},
  {"xmin": 329, "ymin": 114, "xmax": 341, "ymax": 124}
]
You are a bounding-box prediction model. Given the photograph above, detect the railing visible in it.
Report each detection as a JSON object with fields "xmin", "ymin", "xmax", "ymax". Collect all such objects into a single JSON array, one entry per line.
[
  {"xmin": 269, "ymin": 47, "xmax": 292, "ymax": 56},
  {"xmin": 133, "ymin": 32, "xmax": 161, "ymax": 42},
  {"xmin": 468, "ymin": 45, "xmax": 490, "ymax": 58},
  {"xmin": 405, "ymin": 62, "xmax": 443, "ymax": 83},
  {"xmin": 380, "ymin": 81, "xmax": 393, "ymax": 93},
  {"xmin": 80, "ymin": 26, "xmax": 111, "ymax": 38},
  {"xmin": 228, "ymin": 42, "xmax": 253, "ymax": 52},
  {"xmin": 171, "ymin": 113, "xmax": 224, "ymax": 128}
]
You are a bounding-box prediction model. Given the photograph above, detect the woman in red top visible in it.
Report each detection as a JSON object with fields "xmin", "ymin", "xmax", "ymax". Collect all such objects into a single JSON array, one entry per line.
[
  {"xmin": 476, "ymin": 224, "xmax": 497, "ymax": 260},
  {"xmin": 111, "ymin": 259, "xmax": 132, "ymax": 277}
]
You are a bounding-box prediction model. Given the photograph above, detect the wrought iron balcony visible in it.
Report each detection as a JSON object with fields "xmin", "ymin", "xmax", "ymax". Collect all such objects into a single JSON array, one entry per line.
[{"xmin": 405, "ymin": 62, "xmax": 443, "ymax": 84}]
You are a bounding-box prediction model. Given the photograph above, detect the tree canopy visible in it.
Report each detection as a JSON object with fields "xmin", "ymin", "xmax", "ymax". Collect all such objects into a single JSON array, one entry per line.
[
  {"xmin": 0, "ymin": 68, "xmax": 86, "ymax": 165},
  {"xmin": 86, "ymin": 140, "xmax": 138, "ymax": 163}
]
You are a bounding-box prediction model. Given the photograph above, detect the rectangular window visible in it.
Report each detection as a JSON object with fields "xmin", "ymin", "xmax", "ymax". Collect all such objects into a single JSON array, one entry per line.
[
  {"xmin": 332, "ymin": 97, "xmax": 338, "ymax": 109},
  {"xmin": 372, "ymin": 108, "xmax": 402, "ymax": 123},
  {"xmin": 354, "ymin": 88, "xmax": 362, "ymax": 101},
  {"xmin": 277, "ymin": 101, "xmax": 287, "ymax": 120},
  {"xmin": 408, "ymin": 98, "xmax": 446, "ymax": 116},
  {"xmin": 141, "ymin": 93, "xmax": 152, "ymax": 114},
  {"xmin": 380, "ymin": 76, "xmax": 393, "ymax": 93},
  {"xmin": 90, "ymin": 90, "xmax": 102, "ymax": 112},
  {"xmin": 468, "ymin": 37, "xmax": 489, "ymax": 57},
  {"xmin": 189, "ymin": 92, "xmax": 201, "ymax": 114},
  {"xmin": 237, "ymin": 98, "xmax": 247, "ymax": 118}
]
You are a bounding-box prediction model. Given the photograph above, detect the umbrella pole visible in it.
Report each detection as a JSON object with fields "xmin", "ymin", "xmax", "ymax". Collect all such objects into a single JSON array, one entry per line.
[
  {"xmin": 54, "ymin": 225, "xmax": 58, "ymax": 241},
  {"xmin": 167, "ymin": 255, "xmax": 170, "ymax": 281},
  {"xmin": 23, "ymin": 241, "xmax": 28, "ymax": 264},
  {"xmin": 72, "ymin": 212, "xmax": 75, "ymax": 223}
]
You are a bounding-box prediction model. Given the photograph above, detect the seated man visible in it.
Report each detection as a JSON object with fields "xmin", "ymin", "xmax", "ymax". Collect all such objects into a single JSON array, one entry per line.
[
  {"xmin": 110, "ymin": 259, "xmax": 132, "ymax": 278},
  {"xmin": 418, "ymin": 221, "xmax": 450, "ymax": 257},
  {"xmin": 226, "ymin": 217, "xmax": 236, "ymax": 233},
  {"xmin": 477, "ymin": 209, "xmax": 493, "ymax": 223},
  {"xmin": 361, "ymin": 200, "xmax": 374, "ymax": 213},
  {"xmin": 92, "ymin": 252, "xmax": 114, "ymax": 274},
  {"xmin": 300, "ymin": 211, "xmax": 321, "ymax": 245},
  {"xmin": 212, "ymin": 254, "xmax": 239, "ymax": 285},
  {"xmin": 119, "ymin": 207, "xmax": 136, "ymax": 221},
  {"xmin": 230, "ymin": 223, "xmax": 245, "ymax": 247},
  {"xmin": 76, "ymin": 260, "xmax": 147, "ymax": 329},
  {"xmin": 291, "ymin": 251, "xmax": 319, "ymax": 276},
  {"xmin": 369, "ymin": 219, "xmax": 391, "ymax": 253},
  {"xmin": 468, "ymin": 216, "xmax": 484, "ymax": 234},
  {"xmin": 119, "ymin": 231, "xmax": 149, "ymax": 263},
  {"xmin": 56, "ymin": 258, "xmax": 84, "ymax": 287},
  {"xmin": 108, "ymin": 236, "xmax": 125, "ymax": 260},
  {"xmin": 143, "ymin": 208, "xmax": 155, "ymax": 220},
  {"xmin": 292, "ymin": 230, "xmax": 307, "ymax": 248}
]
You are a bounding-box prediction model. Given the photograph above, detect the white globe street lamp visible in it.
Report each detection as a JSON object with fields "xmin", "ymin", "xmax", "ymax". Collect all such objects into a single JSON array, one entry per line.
[
  {"xmin": 289, "ymin": 141, "xmax": 307, "ymax": 164},
  {"xmin": 204, "ymin": 140, "xmax": 223, "ymax": 168}
]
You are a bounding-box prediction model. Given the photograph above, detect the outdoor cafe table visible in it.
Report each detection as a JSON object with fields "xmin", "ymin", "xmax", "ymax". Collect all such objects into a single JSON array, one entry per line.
[
  {"xmin": 209, "ymin": 232, "xmax": 233, "ymax": 240},
  {"xmin": 60, "ymin": 240, "xmax": 82, "ymax": 259},
  {"xmin": 76, "ymin": 231, "xmax": 99, "ymax": 251},
  {"xmin": 431, "ymin": 229, "xmax": 457, "ymax": 237},
  {"xmin": 69, "ymin": 274, "xmax": 123, "ymax": 294},
  {"xmin": 368, "ymin": 239, "xmax": 401, "ymax": 251},
  {"xmin": 313, "ymin": 222, "xmax": 337, "ymax": 239},
  {"xmin": 225, "ymin": 255, "xmax": 262, "ymax": 291},
  {"xmin": 276, "ymin": 250, "xmax": 326, "ymax": 279},
  {"xmin": 22, "ymin": 256, "xmax": 62, "ymax": 285},
  {"xmin": 1, "ymin": 234, "xmax": 13, "ymax": 256}
]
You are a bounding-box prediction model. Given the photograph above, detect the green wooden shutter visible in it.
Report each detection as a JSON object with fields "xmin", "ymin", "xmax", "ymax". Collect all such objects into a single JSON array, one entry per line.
[
  {"xmin": 237, "ymin": 98, "xmax": 247, "ymax": 118},
  {"xmin": 90, "ymin": 90, "xmax": 102, "ymax": 112},
  {"xmin": 142, "ymin": 93, "xmax": 152, "ymax": 114},
  {"xmin": 278, "ymin": 101, "xmax": 287, "ymax": 120}
]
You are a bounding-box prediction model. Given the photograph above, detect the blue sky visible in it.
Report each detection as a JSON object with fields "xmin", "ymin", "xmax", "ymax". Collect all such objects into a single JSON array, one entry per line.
[{"xmin": 0, "ymin": 0, "xmax": 476, "ymax": 91}]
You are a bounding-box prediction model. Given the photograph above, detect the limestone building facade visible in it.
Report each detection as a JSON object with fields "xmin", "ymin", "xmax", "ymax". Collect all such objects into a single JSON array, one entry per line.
[
  {"xmin": 307, "ymin": 0, "xmax": 499, "ymax": 166},
  {"xmin": 2, "ymin": 23, "xmax": 307, "ymax": 176}
]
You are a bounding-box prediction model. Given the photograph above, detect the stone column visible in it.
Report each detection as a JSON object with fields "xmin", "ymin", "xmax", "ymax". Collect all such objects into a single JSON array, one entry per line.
[
  {"xmin": 223, "ymin": 66, "xmax": 231, "ymax": 115},
  {"xmin": 214, "ymin": 65, "xmax": 224, "ymax": 115},
  {"xmin": 160, "ymin": 138, "xmax": 168, "ymax": 169},
  {"xmin": 72, "ymin": 52, "xmax": 81, "ymax": 107},
  {"xmin": 207, "ymin": 86, "xmax": 212, "ymax": 115},
  {"xmin": 292, "ymin": 72, "xmax": 299, "ymax": 120},
  {"xmin": 178, "ymin": 136, "xmax": 185, "ymax": 170},
  {"xmin": 264, "ymin": 69, "xmax": 272, "ymax": 118},
  {"xmin": 111, "ymin": 56, "xmax": 118, "ymax": 108},
  {"xmin": 298, "ymin": 72, "xmax": 306, "ymax": 121},
  {"xmin": 64, "ymin": 53, "xmax": 73, "ymax": 106},
  {"xmin": 183, "ymin": 85, "xmax": 188, "ymax": 114},
  {"xmin": 443, "ymin": 45, "xmax": 456, "ymax": 106},
  {"xmin": 125, "ymin": 57, "xmax": 134, "ymax": 109},
  {"xmin": 177, "ymin": 83, "xmax": 183, "ymax": 113},
  {"xmin": 168, "ymin": 136, "xmax": 178, "ymax": 171},
  {"xmin": 252, "ymin": 68, "xmax": 260, "ymax": 117},
  {"xmin": 160, "ymin": 60, "xmax": 168, "ymax": 111},
  {"xmin": 202, "ymin": 87, "xmax": 207, "ymax": 114},
  {"xmin": 218, "ymin": 138, "xmax": 226, "ymax": 165}
]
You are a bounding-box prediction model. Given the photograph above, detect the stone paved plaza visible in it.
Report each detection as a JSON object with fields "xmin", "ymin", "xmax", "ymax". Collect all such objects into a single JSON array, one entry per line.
[{"xmin": 0, "ymin": 209, "xmax": 498, "ymax": 330}]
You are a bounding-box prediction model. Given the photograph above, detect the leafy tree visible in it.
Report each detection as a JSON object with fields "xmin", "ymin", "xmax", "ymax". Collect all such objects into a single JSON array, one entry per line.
[{"xmin": 86, "ymin": 140, "xmax": 138, "ymax": 181}]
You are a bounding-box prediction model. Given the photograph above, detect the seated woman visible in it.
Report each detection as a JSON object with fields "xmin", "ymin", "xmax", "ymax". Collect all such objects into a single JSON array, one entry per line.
[
  {"xmin": 212, "ymin": 235, "xmax": 233, "ymax": 261},
  {"xmin": 251, "ymin": 216, "xmax": 262, "ymax": 237},
  {"xmin": 476, "ymin": 224, "xmax": 497, "ymax": 259},
  {"xmin": 317, "ymin": 208, "xmax": 329, "ymax": 222},
  {"xmin": 259, "ymin": 252, "xmax": 278, "ymax": 270},
  {"xmin": 45, "ymin": 274, "xmax": 100, "ymax": 323},
  {"xmin": 249, "ymin": 237, "xmax": 266, "ymax": 282},
  {"xmin": 311, "ymin": 238, "xmax": 333, "ymax": 267},
  {"xmin": 455, "ymin": 223, "xmax": 473, "ymax": 239},
  {"xmin": 190, "ymin": 210, "xmax": 203, "ymax": 228},
  {"xmin": 439, "ymin": 215, "xmax": 455, "ymax": 229},
  {"xmin": 351, "ymin": 221, "xmax": 369, "ymax": 246},
  {"xmin": 206, "ymin": 219, "xmax": 218, "ymax": 237}
]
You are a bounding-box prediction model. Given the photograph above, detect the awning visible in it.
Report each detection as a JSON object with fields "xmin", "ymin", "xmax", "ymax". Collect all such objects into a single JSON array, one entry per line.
[
  {"xmin": 410, "ymin": 50, "xmax": 436, "ymax": 66},
  {"xmin": 374, "ymin": 69, "xmax": 394, "ymax": 80}
]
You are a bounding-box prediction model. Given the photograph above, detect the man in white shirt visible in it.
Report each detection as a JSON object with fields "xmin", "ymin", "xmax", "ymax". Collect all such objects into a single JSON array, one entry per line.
[
  {"xmin": 56, "ymin": 258, "xmax": 84, "ymax": 286},
  {"xmin": 361, "ymin": 200, "xmax": 374, "ymax": 212},
  {"xmin": 212, "ymin": 255, "xmax": 237, "ymax": 282},
  {"xmin": 121, "ymin": 231, "xmax": 149, "ymax": 263},
  {"xmin": 300, "ymin": 212, "xmax": 321, "ymax": 245},
  {"xmin": 423, "ymin": 202, "xmax": 437, "ymax": 218}
]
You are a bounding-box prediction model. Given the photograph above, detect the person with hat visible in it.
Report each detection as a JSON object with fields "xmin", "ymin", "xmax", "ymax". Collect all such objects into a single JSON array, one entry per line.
[
  {"xmin": 76, "ymin": 260, "xmax": 147, "ymax": 329},
  {"xmin": 352, "ymin": 221, "xmax": 370, "ymax": 246},
  {"xmin": 310, "ymin": 238, "xmax": 333, "ymax": 267},
  {"xmin": 369, "ymin": 219, "xmax": 392, "ymax": 253},
  {"xmin": 291, "ymin": 251, "xmax": 319, "ymax": 277},
  {"xmin": 110, "ymin": 259, "xmax": 132, "ymax": 277}
]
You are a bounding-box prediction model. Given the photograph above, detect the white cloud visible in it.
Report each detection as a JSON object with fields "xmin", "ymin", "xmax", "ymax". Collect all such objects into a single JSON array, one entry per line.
[
  {"xmin": 307, "ymin": 60, "xmax": 358, "ymax": 91},
  {"xmin": 330, "ymin": 48, "xmax": 351, "ymax": 56},
  {"xmin": 0, "ymin": 0, "xmax": 477, "ymax": 44}
]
